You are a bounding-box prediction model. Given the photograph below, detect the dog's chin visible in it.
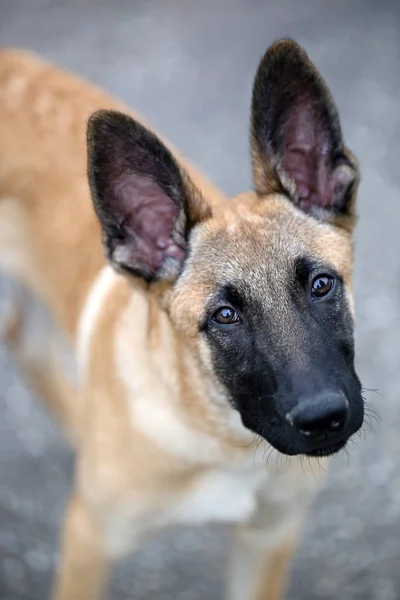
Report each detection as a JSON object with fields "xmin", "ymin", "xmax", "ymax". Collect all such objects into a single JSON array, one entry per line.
[
  {"xmin": 266, "ymin": 438, "xmax": 348, "ymax": 458},
  {"xmin": 241, "ymin": 415, "xmax": 359, "ymax": 458},
  {"xmin": 304, "ymin": 440, "xmax": 348, "ymax": 458},
  {"xmin": 251, "ymin": 427, "xmax": 350, "ymax": 458}
]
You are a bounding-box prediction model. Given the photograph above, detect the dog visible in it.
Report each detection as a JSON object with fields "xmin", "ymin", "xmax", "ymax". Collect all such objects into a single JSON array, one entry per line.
[{"xmin": 0, "ymin": 38, "xmax": 364, "ymax": 600}]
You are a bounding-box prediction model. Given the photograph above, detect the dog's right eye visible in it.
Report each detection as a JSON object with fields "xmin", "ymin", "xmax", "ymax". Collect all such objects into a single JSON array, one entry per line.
[
  {"xmin": 213, "ymin": 307, "xmax": 241, "ymax": 326},
  {"xmin": 311, "ymin": 274, "xmax": 335, "ymax": 300}
]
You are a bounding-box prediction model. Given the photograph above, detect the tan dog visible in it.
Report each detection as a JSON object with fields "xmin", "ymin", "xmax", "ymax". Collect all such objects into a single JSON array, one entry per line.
[{"xmin": 0, "ymin": 39, "xmax": 364, "ymax": 600}]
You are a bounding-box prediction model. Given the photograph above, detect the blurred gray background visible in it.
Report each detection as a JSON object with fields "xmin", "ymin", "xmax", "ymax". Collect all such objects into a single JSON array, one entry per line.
[{"xmin": 0, "ymin": 0, "xmax": 399, "ymax": 598}]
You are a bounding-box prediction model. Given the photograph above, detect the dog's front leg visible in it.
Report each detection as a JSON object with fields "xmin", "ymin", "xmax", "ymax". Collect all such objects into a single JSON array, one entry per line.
[
  {"xmin": 52, "ymin": 493, "xmax": 110, "ymax": 600},
  {"xmin": 226, "ymin": 507, "xmax": 302, "ymax": 600}
]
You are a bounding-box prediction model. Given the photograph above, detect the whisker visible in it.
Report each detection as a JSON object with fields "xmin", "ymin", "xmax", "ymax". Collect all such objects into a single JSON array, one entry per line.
[
  {"xmin": 343, "ymin": 446, "xmax": 351, "ymax": 466},
  {"xmin": 362, "ymin": 416, "xmax": 376, "ymax": 434},
  {"xmin": 362, "ymin": 387, "xmax": 381, "ymax": 397},
  {"xmin": 307, "ymin": 456, "xmax": 314, "ymax": 478},
  {"xmin": 253, "ymin": 434, "xmax": 265, "ymax": 466},
  {"xmin": 265, "ymin": 445, "xmax": 277, "ymax": 468},
  {"xmin": 315, "ymin": 457, "xmax": 327, "ymax": 475},
  {"xmin": 364, "ymin": 402, "xmax": 381, "ymax": 424},
  {"xmin": 262, "ymin": 440, "xmax": 271, "ymax": 461},
  {"xmin": 231, "ymin": 432, "xmax": 259, "ymax": 450},
  {"xmin": 354, "ymin": 427, "xmax": 367, "ymax": 442},
  {"xmin": 264, "ymin": 431, "xmax": 287, "ymax": 469},
  {"xmin": 349, "ymin": 437, "xmax": 362, "ymax": 452},
  {"xmin": 299, "ymin": 455, "xmax": 313, "ymax": 476}
]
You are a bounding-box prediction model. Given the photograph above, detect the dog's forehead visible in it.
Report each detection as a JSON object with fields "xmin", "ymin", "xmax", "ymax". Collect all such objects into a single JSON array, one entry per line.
[{"xmin": 190, "ymin": 194, "xmax": 353, "ymax": 288}]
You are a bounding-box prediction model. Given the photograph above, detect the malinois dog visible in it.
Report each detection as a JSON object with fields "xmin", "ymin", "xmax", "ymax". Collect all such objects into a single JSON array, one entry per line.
[{"xmin": 0, "ymin": 38, "xmax": 364, "ymax": 600}]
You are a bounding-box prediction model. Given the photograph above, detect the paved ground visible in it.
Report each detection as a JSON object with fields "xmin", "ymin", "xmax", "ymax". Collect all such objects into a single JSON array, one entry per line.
[{"xmin": 0, "ymin": 0, "xmax": 400, "ymax": 598}]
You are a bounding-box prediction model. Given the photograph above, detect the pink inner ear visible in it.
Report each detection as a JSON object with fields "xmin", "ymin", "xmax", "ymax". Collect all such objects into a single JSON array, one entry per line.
[
  {"xmin": 113, "ymin": 174, "xmax": 186, "ymax": 274},
  {"xmin": 282, "ymin": 105, "xmax": 334, "ymax": 210}
]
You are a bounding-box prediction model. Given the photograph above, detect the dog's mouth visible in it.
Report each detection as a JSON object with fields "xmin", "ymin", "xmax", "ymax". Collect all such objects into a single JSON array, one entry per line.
[{"xmin": 305, "ymin": 440, "xmax": 348, "ymax": 458}]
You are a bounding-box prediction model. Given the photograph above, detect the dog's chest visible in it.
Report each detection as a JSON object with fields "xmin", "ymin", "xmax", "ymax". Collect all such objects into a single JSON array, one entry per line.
[
  {"xmin": 169, "ymin": 466, "xmax": 264, "ymax": 525},
  {"xmin": 103, "ymin": 458, "xmax": 321, "ymax": 558},
  {"xmin": 167, "ymin": 457, "xmax": 319, "ymax": 527}
]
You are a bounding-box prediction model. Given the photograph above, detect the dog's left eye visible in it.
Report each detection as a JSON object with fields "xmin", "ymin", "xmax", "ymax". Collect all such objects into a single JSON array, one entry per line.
[
  {"xmin": 311, "ymin": 275, "xmax": 335, "ymax": 299},
  {"xmin": 213, "ymin": 307, "xmax": 241, "ymax": 325}
]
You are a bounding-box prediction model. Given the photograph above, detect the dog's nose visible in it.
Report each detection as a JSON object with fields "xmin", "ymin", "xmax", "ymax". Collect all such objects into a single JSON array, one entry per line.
[{"xmin": 287, "ymin": 391, "xmax": 349, "ymax": 440}]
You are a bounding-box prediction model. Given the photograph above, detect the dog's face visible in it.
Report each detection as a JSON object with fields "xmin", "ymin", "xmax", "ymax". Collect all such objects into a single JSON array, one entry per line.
[{"xmin": 87, "ymin": 39, "xmax": 364, "ymax": 457}]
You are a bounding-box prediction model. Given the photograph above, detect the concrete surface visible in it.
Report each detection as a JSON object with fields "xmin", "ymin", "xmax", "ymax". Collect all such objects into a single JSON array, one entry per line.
[{"xmin": 0, "ymin": 0, "xmax": 399, "ymax": 598}]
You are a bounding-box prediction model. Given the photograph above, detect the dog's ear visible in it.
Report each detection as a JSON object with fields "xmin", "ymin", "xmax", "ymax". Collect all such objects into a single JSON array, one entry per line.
[
  {"xmin": 251, "ymin": 39, "xmax": 359, "ymax": 220},
  {"xmin": 87, "ymin": 110, "xmax": 211, "ymax": 281}
]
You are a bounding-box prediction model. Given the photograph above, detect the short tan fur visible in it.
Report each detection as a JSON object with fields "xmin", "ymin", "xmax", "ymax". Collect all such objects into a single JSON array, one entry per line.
[{"xmin": 0, "ymin": 39, "xmax": 362, "ymax": 600}]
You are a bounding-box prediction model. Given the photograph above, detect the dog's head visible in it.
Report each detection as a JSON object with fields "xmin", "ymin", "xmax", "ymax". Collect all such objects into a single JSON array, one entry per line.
[{"xmin": 87, "ymin": 39, "xmax": 363, "ymax": 457}]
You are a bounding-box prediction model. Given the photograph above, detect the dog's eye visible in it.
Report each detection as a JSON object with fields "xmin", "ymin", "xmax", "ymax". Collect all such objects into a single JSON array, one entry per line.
[
  {"xmin": 311, "ymin": 275, "xmax": 335, "ymax": 299},
  {"xmin": 213, "ymin": 307, "xmax": 241, "ymax": 325}
]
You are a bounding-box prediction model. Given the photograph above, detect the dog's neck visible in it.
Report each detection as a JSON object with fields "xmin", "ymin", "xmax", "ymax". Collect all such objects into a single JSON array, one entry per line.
[{"xmin": 76, "ymin": 265, "xmax": 254, "ymax": 464}]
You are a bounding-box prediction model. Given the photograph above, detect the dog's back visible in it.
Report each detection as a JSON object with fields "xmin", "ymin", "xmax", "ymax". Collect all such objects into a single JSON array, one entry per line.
[{"xmin": 0, "ymin": 49, "xmax": 108, "ymax": 337}]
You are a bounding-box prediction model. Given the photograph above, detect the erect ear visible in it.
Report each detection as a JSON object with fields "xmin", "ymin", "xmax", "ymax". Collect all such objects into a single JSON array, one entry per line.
[
  {"xmin": 87, "ymin": 110, "xmax": 211, "ymax": 281},
  {"xmin": 250, "ymin": 39, "xmax": 359, "ymax": 220}
]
